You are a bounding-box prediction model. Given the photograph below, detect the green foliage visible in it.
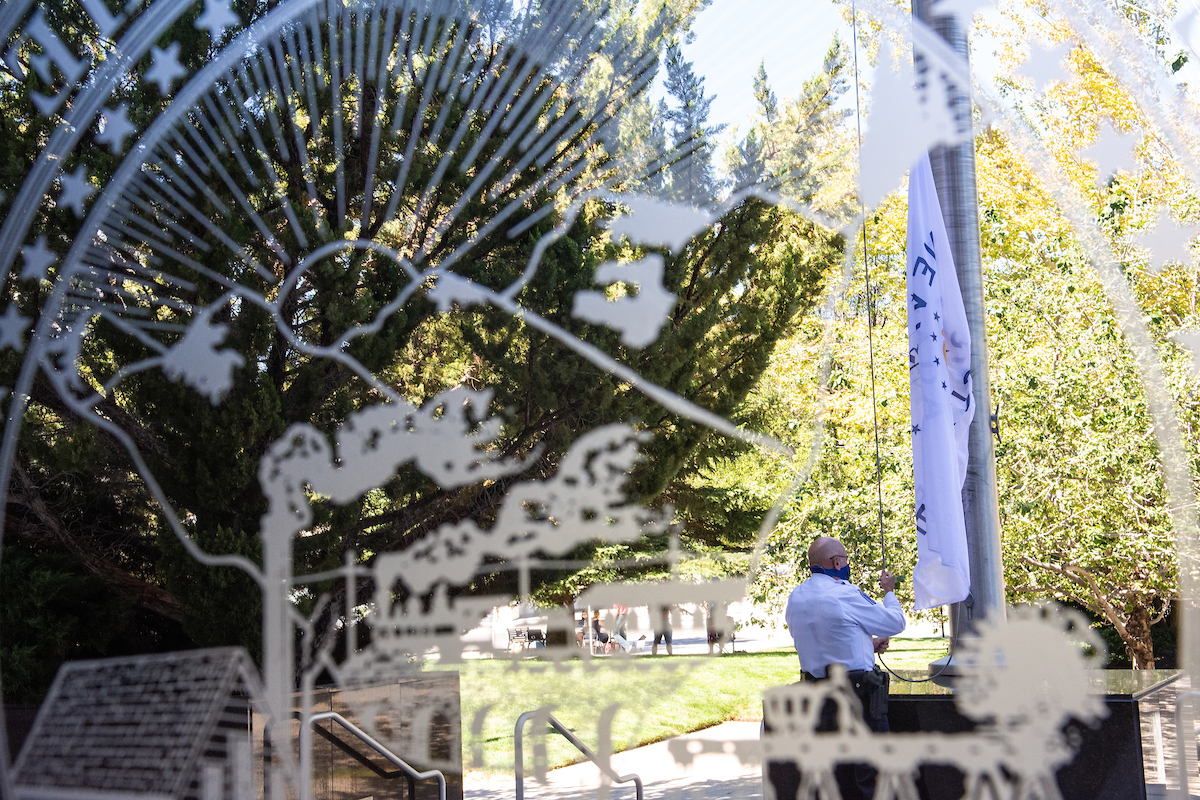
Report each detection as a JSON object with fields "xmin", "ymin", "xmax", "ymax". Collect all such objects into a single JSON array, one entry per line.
[
  {"xmin": 726, "ymin": 36, "xmax": 852, "ymax": 204},
  {"xmin": 981, "ymin": 170, "xmax": 1176, "ymax": 657},
  {"xmin": 743, "ymin": 282, "xmax": 922, "ymax": 625},
  {"xmin": 1096, "ymin": 613, "xmax": 1178, "ymax": 669},
  {"xmin": 753, "ymin": 60, "xmax": 778, "ymax": 124},
  {"xmin": 744, "ymin": 116, "xmax": 1187, "ymax": 667},
  {"xmin": 159, "ymin": 526, "xmax": 264, "ymax": 662},
  {"xmin": 0, "ymin": 545, "xmax": 136, "ymax": 703}
]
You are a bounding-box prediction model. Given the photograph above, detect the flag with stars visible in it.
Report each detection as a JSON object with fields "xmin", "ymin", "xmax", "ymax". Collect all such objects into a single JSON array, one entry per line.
[{"xmin": 907, "ymin": 154, "xmax": 973, "ymax": 610}]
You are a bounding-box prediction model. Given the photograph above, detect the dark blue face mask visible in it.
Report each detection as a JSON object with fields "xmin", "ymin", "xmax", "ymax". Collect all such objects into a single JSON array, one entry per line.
[{"xmin": 810, "ymin": 564, "xmax": 850, "ymax": 581}]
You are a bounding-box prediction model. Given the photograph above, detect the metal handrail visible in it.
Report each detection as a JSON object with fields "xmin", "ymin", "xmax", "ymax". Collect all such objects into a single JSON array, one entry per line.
[
  {"xmin": 514, "ymin": 710, "xmax": 643, "ymax": 800},
  {"xmin": 308, "ymin": 711, "xmax": 447, "ymax": 800}
]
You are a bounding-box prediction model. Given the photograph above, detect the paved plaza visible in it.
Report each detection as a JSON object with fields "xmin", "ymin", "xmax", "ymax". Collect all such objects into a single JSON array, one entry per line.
[{"xmin": 466, "ymin": 721, "xmax": 764, "ymax": 800}]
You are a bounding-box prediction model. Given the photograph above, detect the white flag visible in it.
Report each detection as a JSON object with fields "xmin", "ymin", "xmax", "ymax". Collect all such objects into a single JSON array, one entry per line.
[{"xmin": 907, "ymin": 154, "xmax": 974, "ymax": 610}]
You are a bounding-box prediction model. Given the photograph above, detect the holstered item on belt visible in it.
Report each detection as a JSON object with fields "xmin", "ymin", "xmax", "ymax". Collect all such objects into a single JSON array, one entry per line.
[
  {"xmin": 801, "ymin": 666, "xmax": 890, "ymax": 720},
  {"xmin": 850, "ymin": 666, "xmax": 889, "ymax": 719}
]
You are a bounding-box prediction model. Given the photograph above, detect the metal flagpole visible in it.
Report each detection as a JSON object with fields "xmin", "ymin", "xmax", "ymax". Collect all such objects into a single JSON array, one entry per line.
[{"xmin": 911, "ymin": 0, "xmax": 1006, "ymax": 640}]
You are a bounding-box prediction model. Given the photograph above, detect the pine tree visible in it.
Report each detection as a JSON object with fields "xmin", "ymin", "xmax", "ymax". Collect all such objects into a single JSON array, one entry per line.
[
  {"xmin": 753, "ymin": 60, "xmax": 778, "ymax": 124},
  {"xmin": 773, "ymin": 36, "xmax": 852, "ymax": 202},
  {"xmin": 662, "ymin": 42, "xmax": 726, "ymax": 205},
  {"xmin": 726, "ymin": 36, "xmax": 851, "ymax": 203}
]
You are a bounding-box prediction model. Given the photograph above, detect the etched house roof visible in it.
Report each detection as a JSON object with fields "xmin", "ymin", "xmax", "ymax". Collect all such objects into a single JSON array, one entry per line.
[{"xmin": 12, "ymin": 647, "xmax": 263, "ymax": 799}]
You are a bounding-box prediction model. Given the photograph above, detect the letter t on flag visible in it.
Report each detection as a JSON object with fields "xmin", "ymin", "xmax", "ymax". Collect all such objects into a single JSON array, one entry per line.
[{"xmin": 907, "ymin": 154, "xmax": 974, "ymax": 610}]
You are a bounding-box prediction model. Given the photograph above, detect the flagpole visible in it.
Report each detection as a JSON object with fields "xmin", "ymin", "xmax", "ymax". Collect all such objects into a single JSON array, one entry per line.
[{"xmin": 912, "ymin": 0, "xmax": 1006, "ymax": 637}]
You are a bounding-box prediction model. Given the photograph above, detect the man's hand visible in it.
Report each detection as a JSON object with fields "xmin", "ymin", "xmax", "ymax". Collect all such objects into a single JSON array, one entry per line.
[
  {"xmin": 879, "ymin": 569, "xmax": 896, "ymax": 594},
  {"xmin": 873, "ymin": 637, "xmax": 890, "ymax": 654}
]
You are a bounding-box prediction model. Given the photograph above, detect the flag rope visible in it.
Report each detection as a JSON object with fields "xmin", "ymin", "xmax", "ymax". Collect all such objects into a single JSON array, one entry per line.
[{"xmin": 850, "ymin": 0, "xmax": 888, "ymax": 574}]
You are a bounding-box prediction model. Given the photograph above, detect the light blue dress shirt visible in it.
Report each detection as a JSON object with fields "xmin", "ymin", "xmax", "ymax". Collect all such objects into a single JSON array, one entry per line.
[{"xmin": 785, "ymin": 572, "xmax": 907, "ymax": 677}]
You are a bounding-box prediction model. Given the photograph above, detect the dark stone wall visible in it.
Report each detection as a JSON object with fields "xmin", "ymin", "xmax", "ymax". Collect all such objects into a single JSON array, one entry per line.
[{"xmin": 307, "ymin": 673, "xmax": 464, "ymax": 800}]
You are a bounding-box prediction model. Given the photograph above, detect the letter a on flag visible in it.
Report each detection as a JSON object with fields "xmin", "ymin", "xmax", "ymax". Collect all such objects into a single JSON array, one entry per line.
[{"xmin": 907, "ymin": 154, "xmax": 973, "ymax": 610}]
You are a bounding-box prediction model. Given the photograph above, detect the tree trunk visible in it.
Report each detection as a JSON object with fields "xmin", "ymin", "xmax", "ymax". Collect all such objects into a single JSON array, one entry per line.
[{"xmin": 1122, "ymin": 599, "xmax": 1155, "ymax": 669}]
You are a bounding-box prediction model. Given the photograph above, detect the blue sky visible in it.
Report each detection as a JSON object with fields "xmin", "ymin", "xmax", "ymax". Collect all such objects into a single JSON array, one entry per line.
[{"xmin": 675, "ymin": 0, "xmax": 849, "ymax": 131}]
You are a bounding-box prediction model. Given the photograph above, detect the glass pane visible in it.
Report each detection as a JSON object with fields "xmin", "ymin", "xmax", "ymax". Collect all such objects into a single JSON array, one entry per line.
[{"xmin": 0, "ymin": 0, "xmax": 1197, "ymax": 798}]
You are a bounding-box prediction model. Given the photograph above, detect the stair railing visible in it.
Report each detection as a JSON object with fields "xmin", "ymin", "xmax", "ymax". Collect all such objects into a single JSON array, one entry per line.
[
  {"xmin": 514, "ymin": 710, "xmax": 643, "ymax": 800},
  {"xmin": 307, "ymin": 710, "xmax": 447, "ymax": 800}
]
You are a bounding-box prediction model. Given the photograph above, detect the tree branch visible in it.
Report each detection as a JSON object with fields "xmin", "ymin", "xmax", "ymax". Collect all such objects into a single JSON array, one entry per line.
[
  {"xmin": 1020, "ymin": 554, "xmax": 1128, "ymax": 642},
  {"xmin": 8, "ymin": 460, "xmax": 182, "ymax": 622}
]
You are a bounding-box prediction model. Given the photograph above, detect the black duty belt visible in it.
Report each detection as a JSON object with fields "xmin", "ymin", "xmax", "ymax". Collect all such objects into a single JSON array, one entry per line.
[
  {"xmin": 802, "ymin": 668, "xmax": 870, "ymax": 682},
  {"xmin": 801, "ymin": 666, "xmax": 890, "ymax": 720}
]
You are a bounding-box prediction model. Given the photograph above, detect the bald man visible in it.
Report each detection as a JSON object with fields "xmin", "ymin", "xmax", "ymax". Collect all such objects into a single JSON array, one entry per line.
[{"xmin": 783, "ymin": 536, "xmax": 906, "ymax": 798}]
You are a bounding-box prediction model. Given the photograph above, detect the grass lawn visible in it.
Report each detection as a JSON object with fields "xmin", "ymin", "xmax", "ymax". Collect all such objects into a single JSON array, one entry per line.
[
  {"xmin": 878, "ymin": 636, "xmax": 951, "ymax": 671},
  {"xmin": 436, "ymin": 636, "xmax": 950, "ymax": 775}
]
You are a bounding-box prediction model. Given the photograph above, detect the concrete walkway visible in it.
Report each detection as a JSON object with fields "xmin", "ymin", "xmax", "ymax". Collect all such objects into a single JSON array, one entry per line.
[{"xmin": 466, "ymin": 721, "xmax": 764, "ymax": 800}]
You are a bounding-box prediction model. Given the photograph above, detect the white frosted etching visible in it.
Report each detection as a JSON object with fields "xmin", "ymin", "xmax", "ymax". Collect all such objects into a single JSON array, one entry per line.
[
  {"xmin": 1015, "ymin": 40, "xmax": 1073, "ymax": 92},
  {"xmin": 145, "ymin": 42, "xmax": 188, "ymax": 96},
  {"xmin": 577, "ymin": 577, "xmax": 746, "ymax": 612},
  {"xmin": 254, "ymin": 387, "xmax": 543, "ymax": 778},
  {"xmin": 4, "ymin": 0, "xmax": 1195, "ymax": 798},
  {"xmin": 572, "ymin": 255, "xmax": 677, "ymax": 348},
  {"xmin": 354, "ymin": 691, "xmax": 463, "ymax": 771},
  {"xmin": 1175, "ymin": 6, "xmax": 1200, "ymax": 69},
  {"xmin": 56, "ymin": 165, "xmax": 96, "ymax": 218},
  {"xmin": 928, "ymin": 0, "xmax": 994, "ymax": 27},
  {"xmin": 606, "ymin": 195, "xmax": 716, "ymax": 253},
  {"xmin": 19, "ymin": 235, "xmax": 56, "ymax": 282},
  {"xmin": 1133, "ymin": 205, "xmax": 1198, "ymax": 272},
  {"xmin": 667, "ymin": 736, "xmax": 761, "ymax": 768},
  {"xmin": 762, "ymin": 604, "xmax": 1106, "ymax": 800},
  {"xmin": 858, "ymin": 40, "xmax": 961, "ymax": 208},
  {"xmin": 43, "ymin": 326, "xmax": 88, "ymax": 393},
  {"xmin": 333, "ymin": 388, "xmax": 520, "ymax": 493},
  {"xmin": 21, "ymin": 9, "xmax": 91, "ymax": 117},
  {"xmin": 10, "ymin": 649, "xmax": 277, "ymax": 800},
  {"xmin": 0, "ymin": 306, "xmax": 31, "ymax": 353},
  {"xmin": 1079, "ymin": 118, "xmax": 1141, "ymax": 182},
  {"xmin": 342, "ymin": 585, "xmax": 502, "ymax": 676},
  {"xmin": 1171, "ymin": 329, "xmax": 1200, "ymax": 373},
  {"xmin": 161, "ymin": 313, "xmax": 246, "ymax": 404},
  {"xmin": 372, "ymin": 423, "xmax": 665, "ymax": 596},
  {"xmin": 428, "ymin": 272, "xmax": 495, "ymax": 311},
  {"xmin": 76, "ymin": 0, "xmax": 124, "ymax": 37},
  {"xmin": 195, "ymin": 0, "xmax": 239, "ymax": 39},
  {"xmin": 95, "ymin": 103, "xmax": 135, "ymax": 155},
  {"xmin": 258, "ymin": 391, "xmax": 525, "ymax": 515},
  {"xmin": 956, "ymin": 605, "xmax": 1107, "ymax": 742}
]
